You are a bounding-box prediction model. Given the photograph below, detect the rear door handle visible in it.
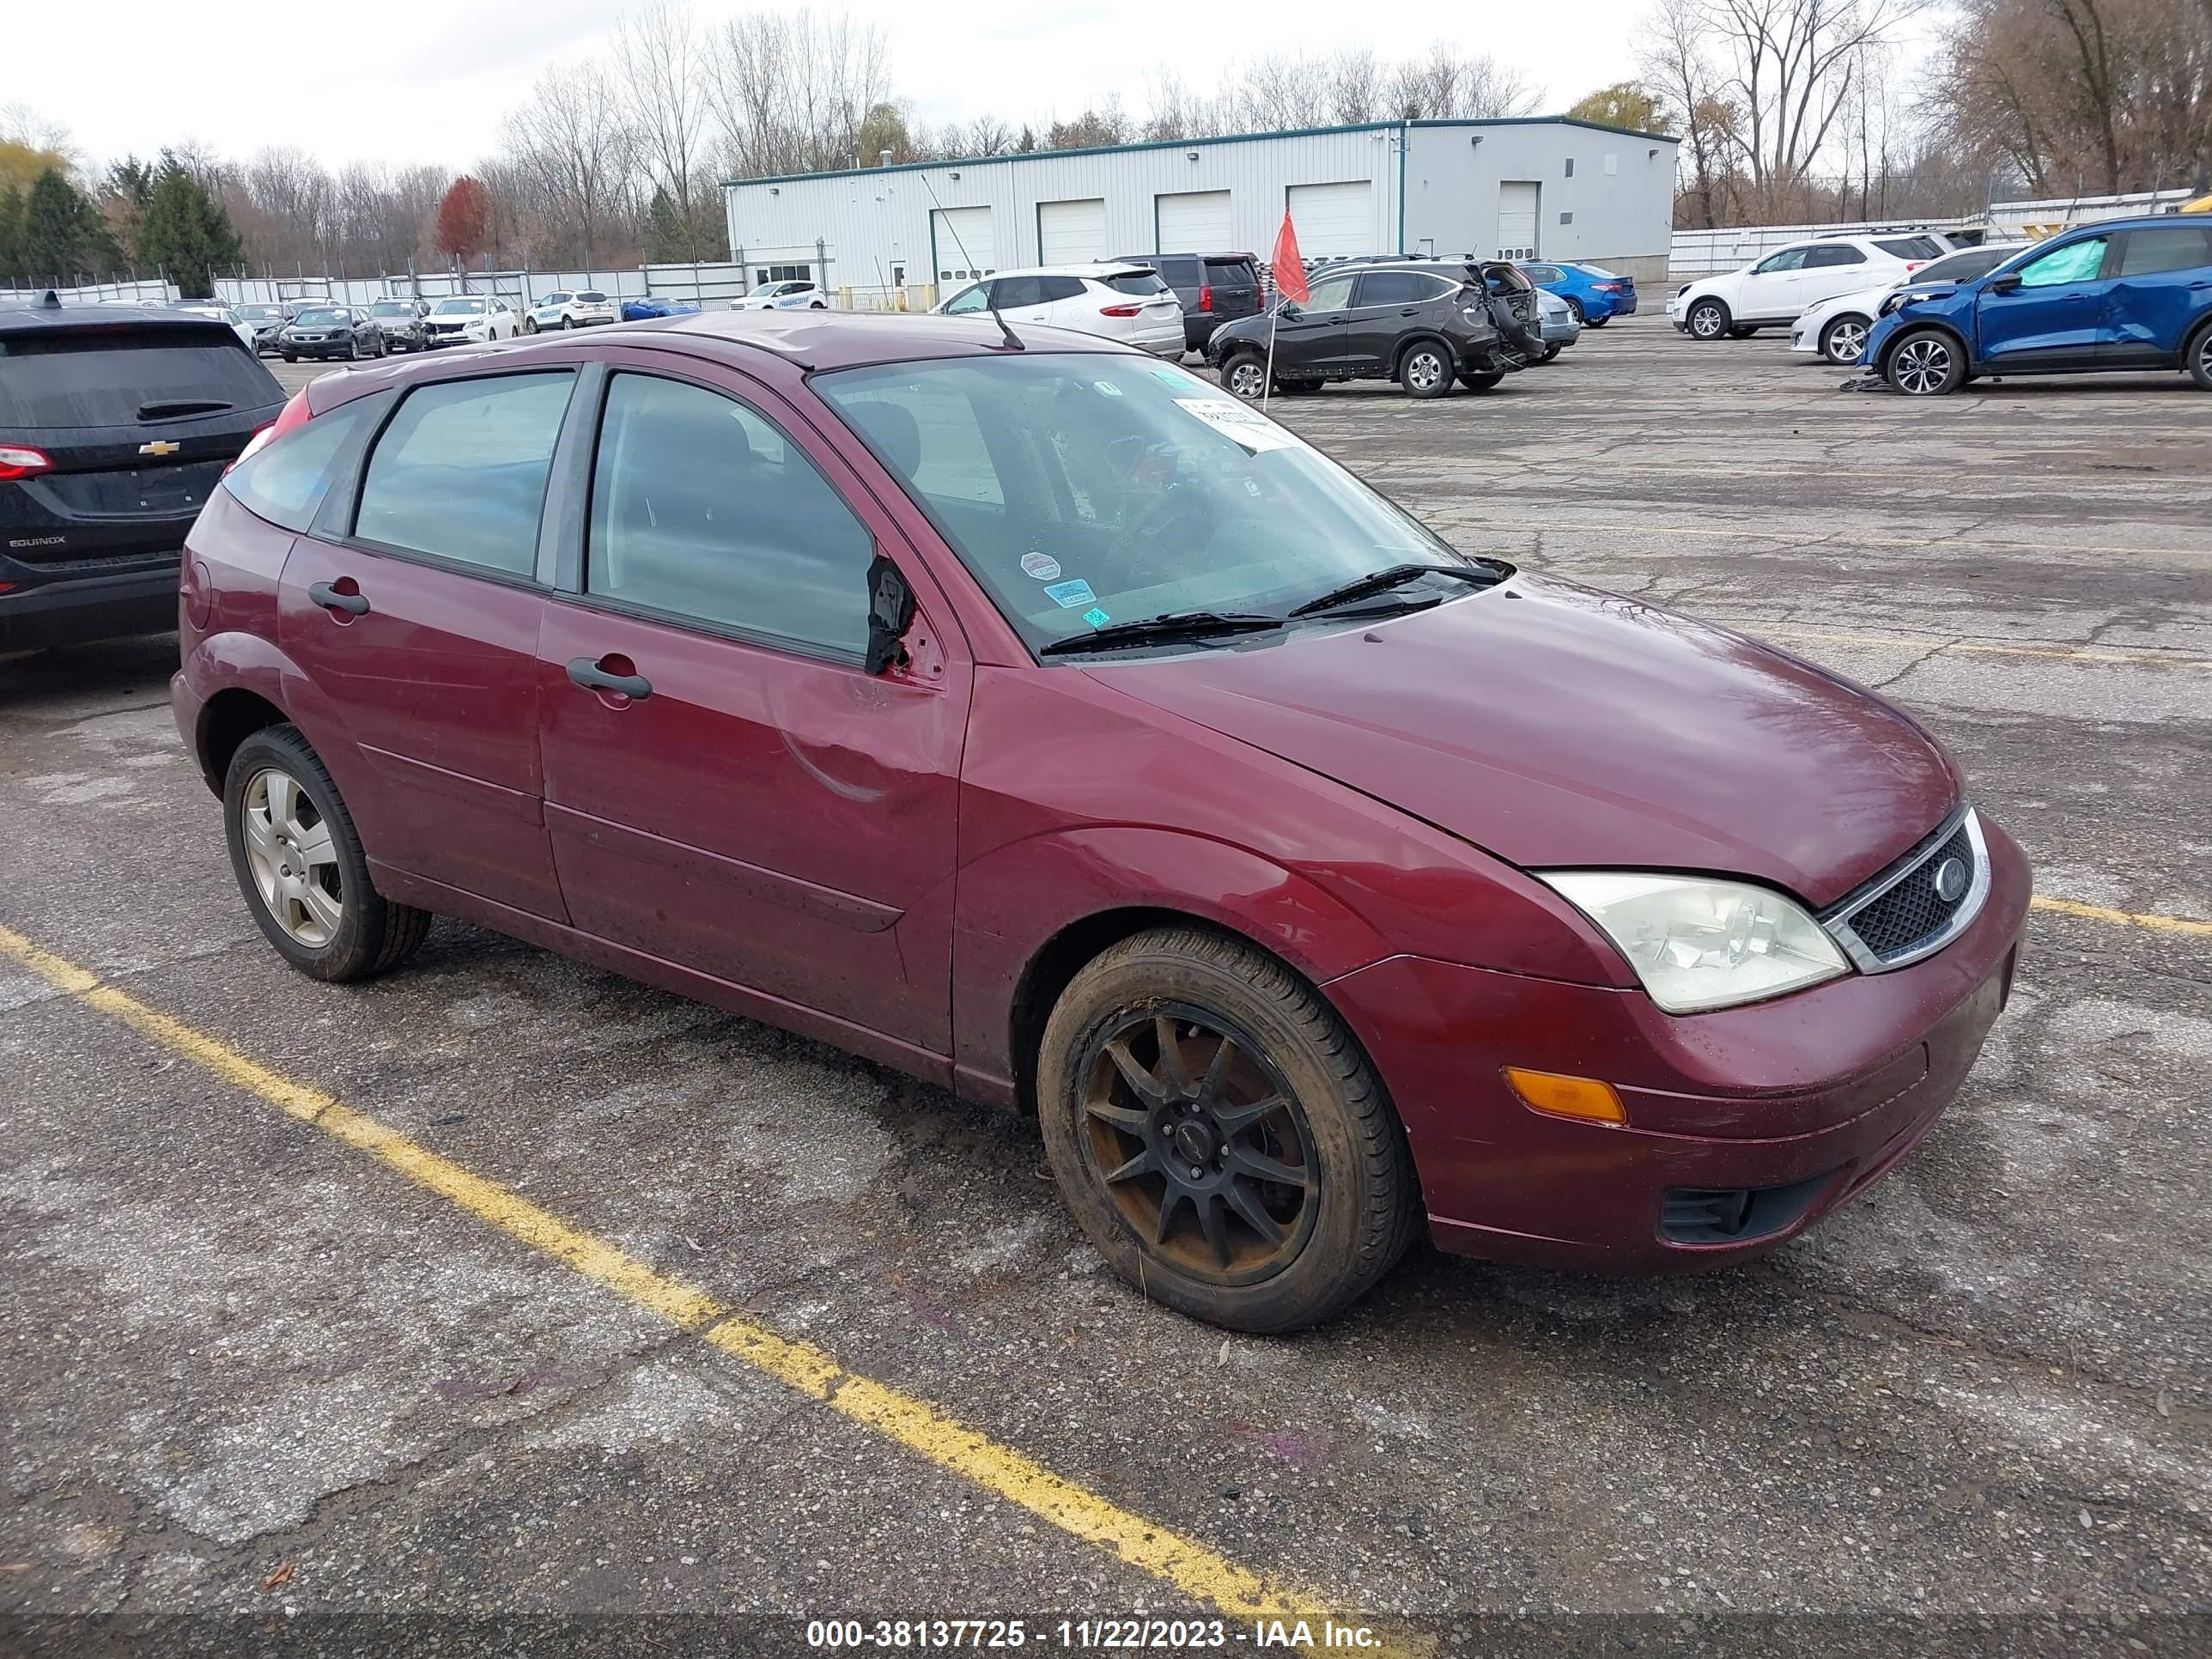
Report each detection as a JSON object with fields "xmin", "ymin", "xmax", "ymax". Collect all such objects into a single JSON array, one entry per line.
[
  {"xmin": 566, "ymin": 655, "xmax": 652, "ymax": 701},
  {"xmin": 307, "ymin": 580, "xmax": 369, "ymax": 617}
]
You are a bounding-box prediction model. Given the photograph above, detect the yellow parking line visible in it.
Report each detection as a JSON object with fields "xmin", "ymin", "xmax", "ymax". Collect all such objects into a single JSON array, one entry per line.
[
  {"xmin": 0, "ymin": 924, "xmax": 1421, "ymax": 1653},
  {"xmin": 1753, "ymin": 628, "xmax": 2212, "ymax": 670},
  {"xmin": 2029, "ymin": 896, "xmax": 2212, "ymax": 938},
  {"xmin": 1473, "ymin": 520, "xmax": 2212, "ymax": 562}
]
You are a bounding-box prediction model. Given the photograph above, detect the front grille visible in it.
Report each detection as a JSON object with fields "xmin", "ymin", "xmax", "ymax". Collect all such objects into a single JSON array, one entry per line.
[
  {"xmin": 1660, "ymin": 1170, "xmax": 1835, "ymax": 1244},
  {"xmin": 1826, "ymin": 808, "xmax": 1986, "ymax": 970}
]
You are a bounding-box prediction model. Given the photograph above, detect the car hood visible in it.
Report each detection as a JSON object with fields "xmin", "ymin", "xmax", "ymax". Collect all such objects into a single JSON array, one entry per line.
[
  {"xmin": 1087, "ymin": 574, "xmax": 1960, "ymax": 908},
  {"xmin": 1805, "ymin": 283, "xmax": 1895, "ymax": 319}
]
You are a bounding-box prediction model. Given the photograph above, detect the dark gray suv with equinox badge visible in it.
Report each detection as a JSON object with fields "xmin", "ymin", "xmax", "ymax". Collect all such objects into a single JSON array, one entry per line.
[{"xmin": 1206, "ymin": 264, "xmax": 1522, "ymax": 400}]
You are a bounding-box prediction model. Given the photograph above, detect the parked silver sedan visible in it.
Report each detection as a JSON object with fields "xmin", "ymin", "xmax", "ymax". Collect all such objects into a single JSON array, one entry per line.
[{"xmin": 1534, "ymin": 287, "xmax": 1582, "ymax": 362}]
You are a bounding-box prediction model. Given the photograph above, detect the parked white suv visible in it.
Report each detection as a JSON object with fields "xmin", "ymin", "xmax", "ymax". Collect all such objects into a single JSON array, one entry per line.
[
  {"xmin": 1668, "ymin": 233, "xmax": 1950, "ymax": 341},
  {"xmin": 526, "ymin": 289, "xmax": 619, "ymax": 332},
  {"xmin": 730, "ymin": 280, "xmax": 828, "ymax": 311},
  {"xmin": 422, "ymin": 295, "xmax": 520, "ymax": 346},
  {"xmin": 1790, "ymin": 242, "xmax": 2031, "ymax": 366},
  {"xmin": 933, "ymin": 264, "xmax": 1185, "ymax": 356}
]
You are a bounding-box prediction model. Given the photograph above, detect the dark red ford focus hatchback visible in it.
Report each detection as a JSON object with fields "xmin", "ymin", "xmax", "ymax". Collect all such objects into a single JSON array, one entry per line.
[{"xmin": 173, "ymin": 312, "xmax": 2028, "ymax": 1331}]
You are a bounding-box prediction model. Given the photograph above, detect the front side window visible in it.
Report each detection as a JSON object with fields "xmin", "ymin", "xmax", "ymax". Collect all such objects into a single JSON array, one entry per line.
[
  {"xmin": 1753, "ymin": 248, "xmax": 1809, "ymax": 274},
  {"xmin": 543, "ymin": 292, "xmax": 573, "ymax": 307},
  {"xmin": 586, "ymin": 374, "xmax": 874, "ymax": 657},
  {"xmin": 941, "ymin": 284, "xmax": 989, "ymax": 315},
  {"xmin": 817, "ymin": 354, "xmax": 1469, "ymax": 656},
  {"xmin": 1300, "ymin": 272, "xmax": 1355, "ymax": 310},
  {"xmin": 2115, "ymin": 227, "xmax": 2212, "ymax": 277},
  {"xmin": 2016, "ymin": 237, "xmax": 2109, "ymax": 288},
  {"xmin": 355, "ymin": 372, "xmax": 574, "ymax": 575}
]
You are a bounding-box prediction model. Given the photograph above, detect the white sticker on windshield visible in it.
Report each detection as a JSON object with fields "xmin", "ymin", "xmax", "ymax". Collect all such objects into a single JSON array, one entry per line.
[
  {"xmin": 1173, "ymin": 398, "xmax": 1299, "ymax": 452},
  {"xmin": 1093, "ymin": 380, "xmax": 1124, "ymax": 397}
]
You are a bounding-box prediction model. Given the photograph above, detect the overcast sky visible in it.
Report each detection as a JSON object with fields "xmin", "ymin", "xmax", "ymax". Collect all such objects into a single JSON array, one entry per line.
[{"xmin": 15, "ymin": 2, "xmax": 1649, "ymax": 174}]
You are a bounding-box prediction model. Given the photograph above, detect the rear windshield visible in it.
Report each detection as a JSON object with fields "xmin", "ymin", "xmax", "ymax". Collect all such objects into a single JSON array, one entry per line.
[
  {"xmin": 0, "ymin": 326, "xmax": 281, "ymax": 429},
  {"xmin": 1875, "ymin": 237, "xmax": 1943, "ymax": 260},
  {"xmin": 1202, "ymin": 258, "xmax": 1255, "ymax": 284},
  {"xmin": 578, "ymin": 290, "xmax": 608, "ymax": 303},
  {"xmin": 1103, "ymin": 271, "xmax": 1169, "ymax": 295},
  {"xmin": 1571, "ymin": 263, "xmax": 1620, "ymax": 279}
]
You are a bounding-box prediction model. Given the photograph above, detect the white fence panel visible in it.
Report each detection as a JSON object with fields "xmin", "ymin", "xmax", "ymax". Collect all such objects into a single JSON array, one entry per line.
[{"xmin": 2, "ymin": 278, "xmax": 175, "ymax": 305}]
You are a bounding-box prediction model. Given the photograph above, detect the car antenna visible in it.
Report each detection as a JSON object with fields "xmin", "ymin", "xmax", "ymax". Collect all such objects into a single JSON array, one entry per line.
[{"xmin": 919, "ymin": 170, "xmax": 1022, "ymax": 350}]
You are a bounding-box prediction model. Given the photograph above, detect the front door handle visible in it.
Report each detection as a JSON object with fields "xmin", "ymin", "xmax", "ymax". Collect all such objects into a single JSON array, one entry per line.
[
  {"xmin": 566, "ymin": 655, "xmax": 652, "ymax": 701},
  {"xmin": 307, "ymin": 579, "xmax": 369, "ymax": 617}
]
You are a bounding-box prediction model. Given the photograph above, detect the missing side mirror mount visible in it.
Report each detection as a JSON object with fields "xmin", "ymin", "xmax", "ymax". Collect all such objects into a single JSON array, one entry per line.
[{"xmin": 866, "ymin": 554, "xmax": 917, "ymax": 675}]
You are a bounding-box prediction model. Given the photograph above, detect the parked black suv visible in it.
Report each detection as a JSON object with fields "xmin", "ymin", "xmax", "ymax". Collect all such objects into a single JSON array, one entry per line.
[
  {"xmin": 1116, "ymin": 252, "xmax": 1262, "ymax": 353},
  {"xmin": 1, "ymin": 295, "xmax": 286, "ymax": 653},
  {"xmin": 1204, "ymin": 263, "xmax": 1522, "ymax": 400}
]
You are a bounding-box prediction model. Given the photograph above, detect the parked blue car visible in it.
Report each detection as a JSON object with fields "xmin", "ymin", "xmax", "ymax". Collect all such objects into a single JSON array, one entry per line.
[
  {"xmin": 1861, "ymin": 215, "xmax": 2212, "ymax": 395},
  {"xmin": 619, "ymin": 295, "xmax": 702, "ymax": 321},
  {"xmin": 1516, "ymin": 260, "xmax": 1638, "ymax": 326}
]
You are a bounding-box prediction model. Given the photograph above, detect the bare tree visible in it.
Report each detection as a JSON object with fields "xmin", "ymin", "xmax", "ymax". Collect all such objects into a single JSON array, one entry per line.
[
  {"xmin": 704, "ymin": 7, "xmax": 892, "ymax": 178},
  {"xmin": 1639, "ymin": 0, "xmax": 1747, "ymax": 224},
  {"xmin": 503, "ymin": 61, "xmax": 639, "ymax": 266},
  {"xmin": 1328, "ymin": 48, "xmax": 1388, "ymax": 124},
  {"xmin": 1388, "ymin": 46, "xmax": 1541, "ymax": 119},
  {"xmin": 617, "ymin": 0, "xmax": 714, "ymax": 257}
]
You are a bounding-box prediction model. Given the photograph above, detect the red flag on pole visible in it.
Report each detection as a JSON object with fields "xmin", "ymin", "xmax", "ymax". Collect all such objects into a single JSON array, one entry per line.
[{"xmin": 1270, "ymin": 210, "xmax": 1308, "ymax": 306}]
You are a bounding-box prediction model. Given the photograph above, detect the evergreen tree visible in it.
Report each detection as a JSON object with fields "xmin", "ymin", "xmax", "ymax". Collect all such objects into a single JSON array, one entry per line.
[
  {"xmin": 645, "ymin": 186, "xmax": 692, "ymax": 262},
  {"xmin": 136, "ymin": 159, "xmax": 245, "ymax": 296},
  {"xmin": 0, "ymin": 185, "xmax": 23, "ymax": 282},
  {"xmin": 20, "ymin": 167, "xmax": 118, "ymax": 282}
]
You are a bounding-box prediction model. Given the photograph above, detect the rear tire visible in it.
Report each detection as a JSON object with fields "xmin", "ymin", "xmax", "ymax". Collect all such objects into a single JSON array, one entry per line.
[
  {"xmin": 1728, "ymin": 325, "xmax": 1759, "ymax": 338},
  {"xmin": 1398, "ymin": 339, "xmax": 1455, "ymax": 398},
  {"xmin": 2187, "ymin": 319, "xmax": 2212, "ymax": 392},
  {"xmin": 1462, "ymin": 370, "xmax": 1506, "ymax": 392},
  {"xmin": 1686, "ymin": 297, "xmax": 1729, "ymax": 340},
  {"xmin": 1563, "ymin": 295, "xmax": 1584, "ymax": 324},
  {"xmin": 1036, "ymin": 926, "xmax": 1419, "ymax": 1333},
  {"xmin": 223, "ymin": 725, "xmax": 432, "ymax": 983},
  {"xmin": 1538, "ymin": 343, "xmax": 1563, "ymax": 364},
  {"xmin": 1277, "ymin": 378, "xmax": 1322, "ymax": 395},
  {"xmin": 1584, "ymin": 313, "xmax": 1610, "ymax": 328},
  {"xmin": 1885, "ymin": 327, "xmax": 1966, "ymax": 396}
]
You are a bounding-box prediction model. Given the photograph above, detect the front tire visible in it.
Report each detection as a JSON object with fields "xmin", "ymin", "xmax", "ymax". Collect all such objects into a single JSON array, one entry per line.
[
  {"xmin": 1686, "ymin": 297, "xmax": 1729, "ymax": 340},
  {"xmin": 1820, "ymin": 313, "xmax": 1873, "ymax": 366},
  {"xmin": 1220, "ymin": 349, "xmax": 1268, "ymax": 403},
  {"xmin": 1398, "ymin": 339, "xmax": 1454, "ymax": 398},
  {"xmin": 1036, "ymin": 927, "xmax": 1418, "ymax": 1333},
  {"xmin": 2187, "ymin": 319, "xmax": 2212, "ymax": 392},
  {"xmin": 1886, "ymin": 327, "xmax": 1966, "ymax": 396},
  {"xmin": 1538, "ymin": 343, "xmax": 1563, "ymax": 363}
]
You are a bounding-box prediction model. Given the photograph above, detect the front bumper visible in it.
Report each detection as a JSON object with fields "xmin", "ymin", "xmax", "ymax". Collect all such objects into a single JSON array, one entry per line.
[
  {"xmin": 279, "ymin": 337, "xmax": 356, "ymax": 358},
  {"xmin": 1325, "ymin": 815, "xmax": 2033, "ymax": 1273},
  {"xmin": 0, "ymin": 562, "xmax": 179, "ymax": 653},
  {"xmin": 425, "ymin": 330, "xmax": 488, "ymax": 347}
]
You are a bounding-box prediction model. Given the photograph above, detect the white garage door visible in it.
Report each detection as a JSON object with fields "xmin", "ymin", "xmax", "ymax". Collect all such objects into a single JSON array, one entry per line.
[
  {"xmin": 1037, "ymin": 198, "xmax": 1107, "ymax": 265},
  {"xmin": 1285, "ymin": 181, "xmax": 1374, "ymax": 258},
  {"xmin": 1497, "ymin": 182, "xmax": 1540, "ymax": 260},
  {"xmin": 1155, "ymin": 189, "xmax": 1233, "ymax": 251},
  {"xmin": 932, "ymin": 207, "xmax": 996, "ymax": 283}
]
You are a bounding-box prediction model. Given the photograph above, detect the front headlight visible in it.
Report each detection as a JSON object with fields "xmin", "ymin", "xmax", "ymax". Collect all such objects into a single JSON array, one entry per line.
[
  {"xmin": 1881, "ymin": 293, "xmax": 1910, "ymax": 316},
  {"xmin": 1537, "ymin": 872, "xmax": 1849, "ymax": 1013}
]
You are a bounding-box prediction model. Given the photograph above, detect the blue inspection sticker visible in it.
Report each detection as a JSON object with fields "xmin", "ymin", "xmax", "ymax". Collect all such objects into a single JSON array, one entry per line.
[
  {"xmin": 1082, "ymin": 607, "xmax": 1111, "ymax": 627},
  {"xmin": 1148, "ymin": 367, "xmax": 1188, "ymax": 384},
  {"xmin": 1044, "ymin": 578, "xmax": 1097, "ymax": 608}
]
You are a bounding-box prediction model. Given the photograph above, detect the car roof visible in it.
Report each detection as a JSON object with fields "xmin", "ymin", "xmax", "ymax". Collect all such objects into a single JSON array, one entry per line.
[
  {"xmin": 0, "ymin": 297, "xmax": 246, "ymax": 337},
  {"xmin": 975, "ymin": 263, "xmax": 1156, "ymax": 279},
  {"xmin": 662, "ymin": 308, "xmax": 1128, "ymax": 368}
]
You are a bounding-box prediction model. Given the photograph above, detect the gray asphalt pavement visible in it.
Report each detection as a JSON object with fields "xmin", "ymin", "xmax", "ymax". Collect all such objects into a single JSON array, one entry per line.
[{"xmin": 3, "ymin": 315, "xmax": 2207, "ymax": 1657}]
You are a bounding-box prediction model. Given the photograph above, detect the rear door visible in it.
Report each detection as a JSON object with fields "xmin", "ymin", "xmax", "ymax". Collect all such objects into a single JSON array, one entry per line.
[
  {"xmin": 1798, "ymin": 243, "xmax": 1874, "ymax": 307},
  {"xmin": 1977, "ymin": 234, "xmax": 2113, "ymax": 370},
  {"xmin": 0, "ymin": 319, "xmax": 284, "ymax": 587},
  {"xmin": 2099, "ymin": 224, "xmax": 2212, "ymax": 365},
  {"xmin": 279, "ymin": 367, "xmax": 576, "ymax": 919},
  {"xmin": 1202, "ymin": 256, "xmax": 1261, "ymax": 322},
  {"xmin": 1272, "ymin": 269, "xmax": 1356, "ymax": 374},
  {"xmin": 535, "ymin": 362, "xmax": 969, "ymax": 1056}
]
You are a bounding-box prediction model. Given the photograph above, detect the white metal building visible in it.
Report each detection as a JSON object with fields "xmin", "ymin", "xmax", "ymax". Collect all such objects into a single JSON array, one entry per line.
[{"xmin": 720, "ymin": 118, "xmax": 1682, "ymax": 305}]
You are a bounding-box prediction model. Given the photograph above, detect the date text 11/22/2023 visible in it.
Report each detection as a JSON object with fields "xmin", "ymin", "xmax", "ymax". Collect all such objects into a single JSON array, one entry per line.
[{"xmin": 803, "ymin": 1619, "xmax": 1385, "ymax": 1649}]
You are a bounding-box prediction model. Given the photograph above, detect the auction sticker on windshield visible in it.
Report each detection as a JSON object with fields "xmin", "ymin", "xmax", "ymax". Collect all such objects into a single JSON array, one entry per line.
[
  {"xmin": 1043, "ymin": 579, "xmax": 1097, "ymax": 608},
  {"xmin": 1175, "ymin": 398, "xmax": 1298, "ymax": 453},
  {"xmin": 1021, "ymin": 552, "xmax": 1062, "ymax": 580}
]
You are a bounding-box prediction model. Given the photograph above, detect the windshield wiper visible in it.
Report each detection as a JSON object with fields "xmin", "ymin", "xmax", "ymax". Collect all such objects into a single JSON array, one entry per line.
[
  {"xmin": 1287, "ymin": 560, "xmax": 1507, "ymax": 617},
  {"xmin": 1038, "ymin": 611, "xmax": 1283, "ymax": 657}
]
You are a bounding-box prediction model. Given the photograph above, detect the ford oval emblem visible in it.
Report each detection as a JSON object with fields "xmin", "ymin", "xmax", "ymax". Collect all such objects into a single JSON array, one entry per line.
[{"xmin": 1932, "ymin": 856, "xmax": 1969, "ymax": 903}]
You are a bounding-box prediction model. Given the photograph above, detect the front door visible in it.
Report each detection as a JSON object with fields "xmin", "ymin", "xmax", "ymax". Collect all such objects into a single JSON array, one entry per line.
[
  {"xmin": 1271, "ymin": 269, "xmax": 1356, "ymax": 374},
  {"xmin": 1344, "ymin": 270, "xmax": 1443, "ymax": 371},
  {"xmin": 2099, "ymin": 223, "xmax": 2212, "ymax": 367},
  {"xmin": 1977, "ymin": 234, "xmax": 2112, "ymax": 370},
  {"xmin": 536, "ymin": 365, "xmax": 969, "ymax": 1057},
  {"xmin": 279, "ymin": 368, "xmax": 577, "ymax": 920},
  {"xmin": 1735, "ymin": 246, "xmax": 1808, "ymax": 321}
]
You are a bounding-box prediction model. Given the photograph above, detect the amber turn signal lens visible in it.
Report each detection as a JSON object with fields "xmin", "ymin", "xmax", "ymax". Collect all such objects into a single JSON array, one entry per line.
[{"xmin": 1503, "ymin": 1067, "xmax": 1627, "ymax": 1127}]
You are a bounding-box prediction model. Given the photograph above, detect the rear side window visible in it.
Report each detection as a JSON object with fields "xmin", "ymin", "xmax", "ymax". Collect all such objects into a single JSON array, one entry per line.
[
  {"xmin": 2116, "ymin": 226, "xmax": 2212, "ymax": 276},
  {"xmin": 355, "ymin": 372, "xmax": 574, "ymax": 576},
  {"xmin": 1355, "ymin": 270, "xmax": 1455, "ymax": 305},
  {"xmin": 1874, "ymin": 238, "xmax": 1937, "ymax": 260},
  {"xmin": 586, "ymin": 374, "xmax": 874, "ymax": 657},
  {"xmin": 1201, "ymin": 258, "xmax": 1253, "ymax": 285},
  {"xmin": 0, "ymin": 326, "xmax": 281, "ymax": 430},
  {"xmin": 223, "ymin": 398, "xmax": 374, "ymax": 532},
  {"xmin": 1103, "ymin": 271, "xmax": 1169, "ymax": 295},
  {"xmin": 1156, "ymin": 258, "xmax": 1201, "ymax": 284},
  {"xmin": 1036, "ymin": 276, "xmax": 1086, "ymax": 302},
  {"xmin": 992, "ymin": 276, "xmax": 1045, "ymax": 307},
  {"xmin": 1804, "ymin": 245, "xmax": 1867, "ymax": 268}
]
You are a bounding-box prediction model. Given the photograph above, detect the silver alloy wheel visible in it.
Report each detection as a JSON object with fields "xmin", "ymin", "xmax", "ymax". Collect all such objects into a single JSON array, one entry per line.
[
  {"xmin": 241, "ymin": 768, "xmax": 344, "ymax": 948},
  {"xmin": 1824, "ymin": 317, "xmax": 1869, "ymax": 364},
  {"xmin": 2199, "ymin": 331, "xmax": 2212, "ymax": 379},
  {"xmin": 1891, "ymin": 335, "xmax": 1954, "ymax": 394},
  {"xmin": 1406, "ymin": 349, "xmax": 1444, "ymax": 392},
  {"xmin": 1226, "ymin": 359, "xmax": 1267, "ymax": 400},
  {"xmin": 1689, "ymin": 303, "xmax": 1725, "ymax": 339}
]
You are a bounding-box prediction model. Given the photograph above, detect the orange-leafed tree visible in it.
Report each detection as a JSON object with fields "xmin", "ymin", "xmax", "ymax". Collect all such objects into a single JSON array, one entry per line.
[{"xmin": 434, "ymin": 175, "xmax": 489, "ymax": 263}]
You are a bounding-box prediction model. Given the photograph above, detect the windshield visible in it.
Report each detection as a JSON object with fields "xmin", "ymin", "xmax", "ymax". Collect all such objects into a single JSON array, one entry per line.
[
  {"xmin": 294, "ymin": 308, "xmax": 345, "ymax": 325},
  {"xmin": 1919, "ymin": 246, "xmax": 2018, "ymax": 283},
  {"xmin": 369, "ymin": 302, "xmax": 411, "ymax": 316},
  {"xmin": 814, "ymin": 353, "xmax": 1474, "ymax": 656},
  {"xmin": 433, "ymin": 298, "xmax": 485, "ymax": 315}
]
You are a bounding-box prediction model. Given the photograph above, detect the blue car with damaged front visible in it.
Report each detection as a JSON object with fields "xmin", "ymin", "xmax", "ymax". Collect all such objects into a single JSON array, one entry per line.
[{"xmin": 1861, "ymin": 215, "xmax": 2212, "ymax": 396}]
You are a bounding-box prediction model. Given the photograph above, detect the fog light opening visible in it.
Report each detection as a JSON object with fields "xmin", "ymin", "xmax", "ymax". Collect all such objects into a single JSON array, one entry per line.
[{"xmin": 1503, "ymin": 1067, "xmax": 1627, "ymax": 1127}]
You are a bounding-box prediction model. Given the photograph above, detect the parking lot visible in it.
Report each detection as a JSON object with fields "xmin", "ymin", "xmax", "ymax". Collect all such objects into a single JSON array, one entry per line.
[{"xmin": 3, "ymin": 313, "xmax": 2207, "ymax": 1654}]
